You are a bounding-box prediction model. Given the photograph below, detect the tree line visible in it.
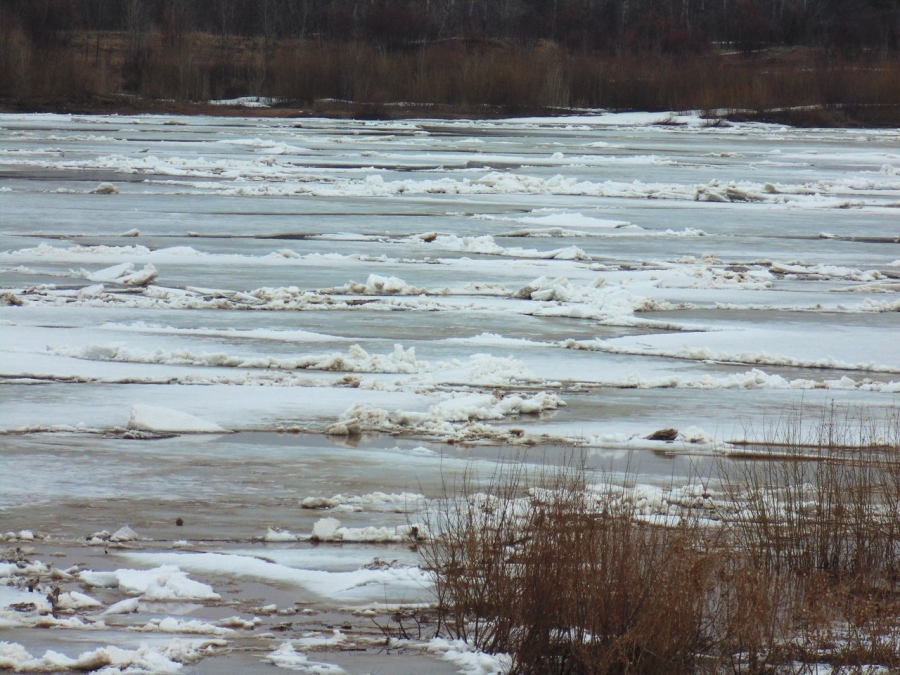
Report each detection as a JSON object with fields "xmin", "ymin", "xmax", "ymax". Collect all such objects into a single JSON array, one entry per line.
[
  {"xmin": 6, "ymin": 0, "xmax": 900, "ymax": 55},
  {"xmin": 2, "ymin": 0, "xmax": 899, "ymax": 121}
]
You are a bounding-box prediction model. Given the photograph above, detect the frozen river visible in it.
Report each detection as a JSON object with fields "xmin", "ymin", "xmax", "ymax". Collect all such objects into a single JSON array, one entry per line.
[{"xmin": 1, "ymin": 111, "xmax": 898, "ymax": 673}]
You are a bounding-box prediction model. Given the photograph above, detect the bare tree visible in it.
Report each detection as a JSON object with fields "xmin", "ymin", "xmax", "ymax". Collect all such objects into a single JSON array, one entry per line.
[
  {"xmin": 214, "ymin": 0, "xmax": 239, "ymax": 50},
  {"xmin": 93, "ymin": 0, "xmax": 109, "ymax": 58},
  {"xmin": 164, "ymin": 0, "xmax": 195, "ymax": 41},
  {"xmin": 123, "ymin": 0, "xmax": 147, "ymax": 47},
  {"xmin": 260, "ymin": 0, "xmax": 281, "ymax": 49}
]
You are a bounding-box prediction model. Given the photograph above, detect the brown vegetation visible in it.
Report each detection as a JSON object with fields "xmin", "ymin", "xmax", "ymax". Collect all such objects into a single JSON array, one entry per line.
[
  {"xmin": 2, "ymin": 0, "xmax": 899, "ymax": 122},
  {"xmin": 2, "ymin": 6, "xmax": 900, "ymax": 123},
  {"xmin": 0, "ymin": 31, "xmax": 900, "ymax": 126},
  {"xmin": 421, "ymin": 409, "xmax": 900, "ymax": 674}
]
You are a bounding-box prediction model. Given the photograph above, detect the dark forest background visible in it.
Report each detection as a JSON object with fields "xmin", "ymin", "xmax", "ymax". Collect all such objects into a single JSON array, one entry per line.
[{"xmin": 2, "ymin": 0, "xmax": 899, "ymax": 121}]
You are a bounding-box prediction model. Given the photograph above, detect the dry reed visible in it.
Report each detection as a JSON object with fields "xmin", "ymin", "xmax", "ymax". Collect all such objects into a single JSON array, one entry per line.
[
  {"xmin": 421, "ymin": 407, "xmax": 900, "ymax": 674},
  {"xmin": 2, "ymin": 17, "xmax": 900, "ymax": 124}
]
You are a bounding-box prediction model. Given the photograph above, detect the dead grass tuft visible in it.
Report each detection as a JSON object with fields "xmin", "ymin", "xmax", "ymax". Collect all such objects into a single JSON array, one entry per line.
[
  {"xmin": 423, "ymin": 408, "xmax": 900, "ymax": 673},
  {"xmin": 422, "ymin": 461, "xmax": 723, "ymax": 674}
]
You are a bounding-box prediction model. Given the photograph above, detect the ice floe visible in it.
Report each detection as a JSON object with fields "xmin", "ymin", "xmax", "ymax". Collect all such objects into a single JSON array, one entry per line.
[
  {"xmin": 265, "ymin": 643, "xmax": 346, "ymax": 673},
  {"xmin": 119, "ymin": 552, "xmax": 430, "ymax": 603},
  {"xmin": 127, "ymin": 405, "xmax": 228, "ymax": 434},
  {"xmin": 79, "ymin": 565, "xmax": 221, "ymax": 601},
  {"xmin": 0, "ymin": 638, "xmax": 224, "ymax": 673}
]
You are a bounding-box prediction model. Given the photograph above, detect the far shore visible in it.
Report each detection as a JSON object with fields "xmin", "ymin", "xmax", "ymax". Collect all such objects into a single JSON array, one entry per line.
[{"xmin": 3, "ymin": 97, "xmax": 900, "ymax": 128}]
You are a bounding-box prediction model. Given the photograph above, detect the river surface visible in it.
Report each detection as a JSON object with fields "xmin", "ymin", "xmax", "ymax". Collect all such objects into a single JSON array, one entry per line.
[{"xmin": 1, "ymin": 111, "xmax": 898, "ymax": 673}]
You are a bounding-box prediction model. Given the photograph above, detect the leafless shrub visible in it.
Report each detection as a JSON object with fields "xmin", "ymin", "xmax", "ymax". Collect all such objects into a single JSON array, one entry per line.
[
  {"xmin": 716, "ymin": 404, "xmax": 900, "ymax": 671},
  {"xmin": 421, "ymin": 460, "xmax": 723, "ymax": 675},
  {"xmin": 423, "ymin": 407, "xmax": 900, "ymax": 674}
]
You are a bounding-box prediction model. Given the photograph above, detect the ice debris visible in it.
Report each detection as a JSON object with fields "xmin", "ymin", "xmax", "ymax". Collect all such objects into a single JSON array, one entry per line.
[
  {"xmin": 0, "ymin": 638, "xmax": 224, "ymax": 673},
  {"xmin": 82, "ymin": 262, "xmax": 158, "ymax": 286},
  {"xmin": 89, "ymin": 182, "xmax": 119, "ymax": 194},
  {"xmin": 310, "ymin": 518, "xmax": 428, "ymax": 543},
  {"xmin": 265, "ymin": 642, "xmax": 346, "ymax": 673},
  {"xmin": 79, "ymin": 565, "xmax": 220, "ymax": 601},
  {"xmin": 127, "ymin": 405, "xmax": 228, "ymax": 434}
]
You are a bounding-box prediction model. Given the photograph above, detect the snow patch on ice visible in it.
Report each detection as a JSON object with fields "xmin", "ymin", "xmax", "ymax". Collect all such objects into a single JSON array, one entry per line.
[
  {"xmin": 265, "ymin": 643, "xmax": 345, "ymax": 673},
  {"xmin": 566, "ymin": 338, "xmax": 900, "ymax": 374},
  {"xmin": 55, "ymin": 591, "xmax": 103, "ymax": 611},
  {"xmin": 514, "ymin": 275, "xmax": 670, "ymax": 321},
  {"xmin": 79, "ymin": 565, "xmax": 221, "ymax": 601},
  {"xmin": 210, "ymin": 97, "xmax": 276, "ymax": 108},
  {"xmin": 442, "ymin": 333, "xmax": 542, "ymax": 348},
  {"xmin": 0, "ymin": 585, "xmax": 52, "ymax": 618},
  {"xmin": 89, "ymin": 182, "xmax": 119, "ymax": 194},
  {"xmin": 101, "ymin": 598, "xmax": 141, "ymax": 616},
  {"xmin": 81, "ymin": 262, "xmax": 158, "ymax": 286},
  {"xmin": 300, "ymin": 492, "xmax": 425, "ymax": 512},
  {"xmin": 128, "ymin": 405, "xmax": 228, "ymax": 434},
  {"xmin": 92, "ymin": 321, "xmax": 345, "ymax": 343},
  {"xmin": 295, "ymin": 630, "xmax": 347, "ymax": 648},
  {"xmin": 57, "ymin": 343, "xmax": 422, "ymax": 375},
  {"xmin": 339, "ymin": 390, "xmax": 564, "ymax": 441},
  {"xmin": 426, "ymin": 638, "xmax": 512, "ymax": 675},
  {"xmin": 322, "ymin": 274, "xmax": 433, "ymax": 296},
  {"xmin": 770, "ymin": 260, "xmax": 884, "ymax": 282},
  {"xmin": 495, "ymin": 210, "xmax": 635, "ymax": 230},
  {"xmin": 128, "ymin": 617, "xmax": 234, "ymax": 636},
  {"xmin": 310, "ymin": 518, "xmax": 428, "ymax": 543},
  {"xmin": 118, "ymin": 552, "xmax": 431, "ymax": 602},
  {"xmin": 264, "ymin": 527, "xmax": 301, "ymax": 542},
  {"xmin": 110, "ymin": 525, "xmax": 141, "ymax": 542},
  {"xmin": 424, "ymin": 233, "xmax": 587, "ymax": 260},
  {"xmin": 49, "ymin": 342, "xmax": 544, "ymax": 387},
  {"xmin": 0, "ymin": 638, "xmax": 224, "ymax": 674}
]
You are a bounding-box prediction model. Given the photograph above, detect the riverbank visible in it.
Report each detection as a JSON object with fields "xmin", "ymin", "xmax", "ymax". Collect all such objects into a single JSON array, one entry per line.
[
  {"xmin": 4, "ymin": 95, "xmax": 900, "ymax": 129},
  {"xmin": 2, "ymin": 28, "xmax": 900, "ymax": 127}
]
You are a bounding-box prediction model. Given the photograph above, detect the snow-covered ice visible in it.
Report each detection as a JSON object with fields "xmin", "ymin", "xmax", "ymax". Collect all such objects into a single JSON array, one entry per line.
[
  {"xmin": 0, "ymin": 638, "xmax": 224, "ymax": 673},
  {"xmin": 79, "ymin": 565, "xmax": 221, "ymax": 601},
  {"xmin": 265, "ymin": 643, "xmax": 346, "ymax": 673},
  {"xmin": 127, "ymin": 404, "xmax": 229, "ymax": 434}
]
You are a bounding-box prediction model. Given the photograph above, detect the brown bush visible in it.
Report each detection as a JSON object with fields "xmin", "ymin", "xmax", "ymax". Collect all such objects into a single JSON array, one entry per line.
[
  {"xmin": 422, "ymin": 408, "xmax": 900, "ymax": 674},
  {"xmin": 422, "ymin": 462, "xmax": 724, "ymax": 675}
]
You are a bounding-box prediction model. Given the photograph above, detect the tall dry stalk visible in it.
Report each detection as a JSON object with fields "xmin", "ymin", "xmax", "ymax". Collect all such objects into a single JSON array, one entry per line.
[
  {"xmin": 422, "ymin": 406, "xmax": 900, "ymax": 674},
  {"xmin": 717, "ymin": 404, "xmax": 900, "ymax": 671},
  {"xmin": 421, "ymin": 460, "xmax": 723, "ymax": 675}
]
